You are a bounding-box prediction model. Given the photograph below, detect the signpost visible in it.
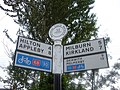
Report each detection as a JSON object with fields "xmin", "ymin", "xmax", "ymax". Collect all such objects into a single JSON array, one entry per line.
[
  {"xmin": 49, "ymin": 23, "xmax": 68, "ymax": 90},
  {"xmin": 49, "ymin": 23, "xmax": 68, "ymax": 74},
  {"xmin": 14, "ymin": 23, "xmax": 109, "ymax": 90}
]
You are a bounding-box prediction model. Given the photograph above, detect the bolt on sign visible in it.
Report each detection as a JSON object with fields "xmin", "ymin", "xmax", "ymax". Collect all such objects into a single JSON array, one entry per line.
[
  {"xmin": 14, "ymin": 36, "xmax": 52, "ymax": 72},
  {"xmin": 64, "ymin": 38, "xmax": 106, "ymax": 58},
  {"xmin": 17, "ymin": 36, "xmax": 52, "ymax": 57},
  {"xmin": 64, "ymin": 38, "xmax": 109, "ymax": 73}
]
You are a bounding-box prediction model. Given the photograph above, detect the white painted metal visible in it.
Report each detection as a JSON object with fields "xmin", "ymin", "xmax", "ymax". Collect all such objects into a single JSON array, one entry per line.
[
  {"xmin": 17, "ymin": 36, "xmax": 52, "ymax": 57},
  {"xmin": 64, "ymin": 52, "xmax": 108, "ymax": 73}
]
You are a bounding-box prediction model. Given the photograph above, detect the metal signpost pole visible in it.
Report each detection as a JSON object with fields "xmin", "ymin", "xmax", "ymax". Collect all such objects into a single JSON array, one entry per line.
[
  {"xmin": 54, "ymin": 74, "xmax": 61, "ymax": 90},
  {"xmin": 53, "ymin": 40, "xmax": 63, "ymax": 90},
  {"xmin": 49, "ymin": 23, "xmax": 68, "ymax": 90}
]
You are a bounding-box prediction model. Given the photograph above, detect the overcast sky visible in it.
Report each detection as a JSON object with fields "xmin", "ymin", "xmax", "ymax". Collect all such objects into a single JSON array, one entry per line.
[{"xmin": 0, "ymin": 0, "xmax": 120, "ymax": 89}]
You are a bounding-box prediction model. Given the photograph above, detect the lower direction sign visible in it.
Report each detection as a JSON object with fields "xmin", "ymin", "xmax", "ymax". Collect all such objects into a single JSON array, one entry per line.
[
  {"xmin": 14, "ymin": 51, "xmax": 52, "ymax": 72},
  {"xmin": 64, "ymin": 52, "xmax": 109, "ymax": 73}
]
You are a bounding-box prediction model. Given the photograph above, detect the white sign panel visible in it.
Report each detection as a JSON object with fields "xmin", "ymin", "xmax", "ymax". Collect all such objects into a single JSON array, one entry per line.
[
  {"xmin": 64, "ymin": 52, "xmax": 109, "ymax": 73},
  {"xmin": 64, "ymin": 38, "xmax": 105, "ymax": 58},
  {"xmin": 17, "ymin": 36, "xmax": 52, "ymax": 57}
]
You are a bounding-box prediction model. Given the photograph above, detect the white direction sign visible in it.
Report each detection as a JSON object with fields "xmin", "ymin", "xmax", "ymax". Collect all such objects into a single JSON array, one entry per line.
[
  {"xmin": 64, "ymin": 52, "xmax": 109, "ymax": 73},
  {"xmin": 64, "ymin": 38, "xmax": 106, "ymax": 58},
  {"xmin": 17, "ymin": 36, "xmax": 52, "ymax": 57}
]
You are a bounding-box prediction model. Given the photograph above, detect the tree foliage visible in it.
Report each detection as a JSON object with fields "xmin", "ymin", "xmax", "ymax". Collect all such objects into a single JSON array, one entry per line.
[
  {"xmin": 0, "ymin": 0, "xmax": 99, "ymax": 90},
  {"xmin": 96, "ymin": 61, "xmax": 120, "ymax": 90}
]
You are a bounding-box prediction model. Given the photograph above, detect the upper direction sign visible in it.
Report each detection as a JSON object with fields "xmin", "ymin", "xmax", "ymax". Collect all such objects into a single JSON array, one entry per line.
[
  {"xmin": 17, "ymin": 36, "xmax": 52, "ymax": 58},
  {"xmin": 49, "ymin": 23, "xmax": 68, "ymax": 40},
  {"xmin": 64, "ymin": 38, "xmax": 106, "ymax": 58}
]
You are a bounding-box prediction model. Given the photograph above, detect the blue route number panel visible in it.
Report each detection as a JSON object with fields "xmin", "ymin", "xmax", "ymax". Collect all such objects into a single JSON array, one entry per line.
[
  {"xmin": 67, "ymin": 64, "xmax": 85, "ymax": 71},
  {"xmin": 15, "ymin": 51, "xmax": 52, "ymax": 72}
]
